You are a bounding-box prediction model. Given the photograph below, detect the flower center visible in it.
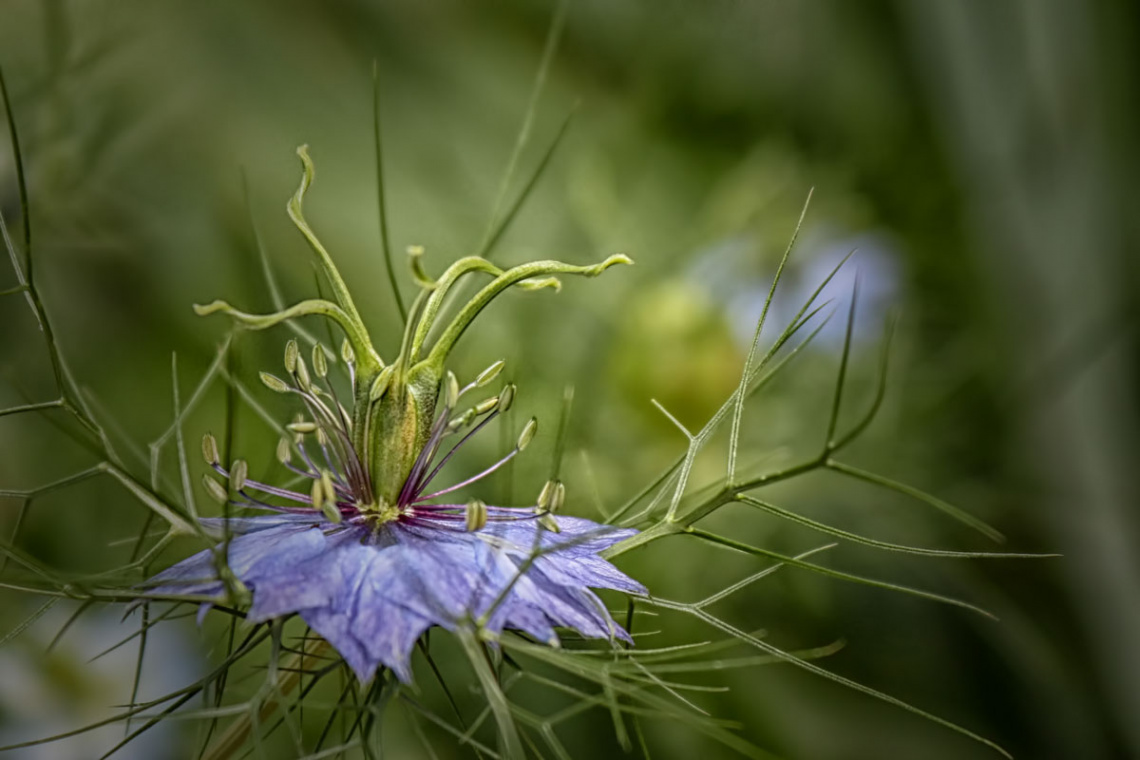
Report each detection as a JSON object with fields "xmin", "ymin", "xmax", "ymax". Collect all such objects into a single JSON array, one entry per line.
[
  {"xmin": 360, "ymin": 499, "xmax": 401, "ymax": 525},
  {"xmin": 200, "ymin": 347, "xmax": 563, "ymax": 535}
]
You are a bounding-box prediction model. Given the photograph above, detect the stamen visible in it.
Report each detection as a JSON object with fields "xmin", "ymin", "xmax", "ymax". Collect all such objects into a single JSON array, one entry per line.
[
  {"xmin": 417, "ymin": 445, "xmax": 521, "ymax": 502},
  {"xmin": 260, "ymin": 371, "xmax": 291, "ymax": 393},
  {"xmin": 312, "ymin": 343, "xmax": 329, "ymax": 378},
  {"xmin": 414, "ymin": 502, "xmax": 539, "ymax": 515},
  {"xmin": 303, "ymin": 439, "xmax": 351, "ymax": 499},
  {"xmin": 296, "ymin": 387, "xmax": 341, "ymax": 433},
  {"xmin": 447, "ymin": 408, "xmax": 477, "ymax": 432},
  {"xmin": 537, "ymin": 480, "xmax": 556, "ymax": 511},
  {"xmin": 473, "ymin": 396, "xmax": 499, "ymax": 416},
  {"xmin": 415, "ymin": 409, "xmax": 501, "ymax": 498},
  {"xmin": 328, "ymin": 428, "xmax": 370, "ymax": 502},
  {"xmin": 230, "ymin": 459, "xmax": 249, "ymax": 492},
  {"xmin": 294, "ymin": 355, "xmax": 312, "ymax": 391},
  {"xmin": 535, "ymin": 479, "xmax": 564, "ymax": 532},
  {"xmin": 294, "ymin": 395, "xmax": 351, "ymax": 462},
  {"xmin": 202, "ymin": 474, "xmax": 229, "ymax": 504},
  {"xmin": 464, "ymin": 499, "xmax": 488, "ymax": 532},
  {"xmin": 517, "ymin": 417, "xmax": 538, "ymax": 451},
  {"xmin": 321, "ymin": 499, "xmax": 343, "ymax": 524},
  {"xmin": 284, "ymin": 339, "xmax": 299, "ymax": 374},
  {"xmin": 276, "ymin": 437, "xmax": 292, "ymax": 465},
  {"xmin": 551, "ymin": 481, "xmax": 565, "ymax": 513},
  {"xmin": 446, "ymin": 371, "xmax": 459, "ymax": 408},
  {"xmin": 314, "ymin": 360, "xmax": 353, "ymax": 438},
  {"xmin": 212, "ymin": 463, "xmax": 313, "ymax": 504},
  {"xmin": 282, "ymin": 458, "xmax": 319, "ymax": 481},
  {"xmin": 234, "ymin": 489, "xmax": 313, "ymax": 513},
  {"xmin": 407, "ymin": 383, "xmax": 520, "ymax": 504},
  {"xmin": 318, "ymin": 471, "xmax": 340, "ymax": 523},
  {"xmin": 475, "ymin": 359, "xmax": 505, "ymax": 388},
  {"xmin": 315, "ymin": 428, "xmax": 345, "ymax": 483},
  {"xmin": 296, "ymin": 441, "xmax": 332, "ymax": 486},
  {"xmin": 342, "ymin": 337, "xmax": 356, "ymax": 388},
  {"xmin": 397, "ymin": 396, "xmax": 457, "ymax": 506},
  {"xmin": 409, "ymin": 508, "xmax": 544, "ymax": 531},
  {"xmin": 202, "ymin": 433, "xmax": 220, "ymax": 466},
  {"xmin": 498, "ymin": 382, "xmax": 517, "ymax": 413}
]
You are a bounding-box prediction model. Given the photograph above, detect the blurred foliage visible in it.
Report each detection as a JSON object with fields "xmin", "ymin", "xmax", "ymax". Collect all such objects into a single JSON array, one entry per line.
[{"xmin": 1, "ymin": 0, "xmax": 1139, "ymax": 758}]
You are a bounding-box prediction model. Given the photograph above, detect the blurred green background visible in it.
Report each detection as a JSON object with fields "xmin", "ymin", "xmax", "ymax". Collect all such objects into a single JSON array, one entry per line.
[{"xmin": 1, "ymin": 1, "xmax": 1138, "ymax": 758}]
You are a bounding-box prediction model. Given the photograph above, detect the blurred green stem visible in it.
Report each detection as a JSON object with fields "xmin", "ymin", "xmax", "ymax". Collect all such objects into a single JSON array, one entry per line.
[{"xmin": 202, "ymin": 637, "xmax": 331, "ymax": 760}]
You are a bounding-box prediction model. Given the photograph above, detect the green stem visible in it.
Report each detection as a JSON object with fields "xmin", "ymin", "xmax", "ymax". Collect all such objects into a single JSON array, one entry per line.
[
  {"xmin": 372, "ymin": 64, "xmax": 406, "ymax": 324},
  {"xmin": 458, "ymin": 629, "xmax": 524, "ymax": 760},
  {"xmin": 202, "ymin": 638, "xmax": 331, "ymax": 760},
  {"xmin": 98, "ymin": 462, "xmax": 196, "ymax": 536}
]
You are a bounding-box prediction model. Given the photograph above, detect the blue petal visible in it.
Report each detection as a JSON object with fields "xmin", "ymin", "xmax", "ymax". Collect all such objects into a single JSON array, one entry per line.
[
  {"xmin": 146, "ymin": 517, "xmax": 325, "ymax": 598},
  {"xmin": 482, "ymin": 516, "xmax": 638, "ymax": 559},
  {"xmin": 245, "ymin": 528, "xmax": 357, "ymax": 621},
  {"xmin": 350, "ymin": 546, "xmax": 435, "ymax": 683},
  {"xmin": 522, "ymin": 563, "xmax": 631, "ymax": 643},
  {"xmin": 531, "ymin": 553, "xmax": 647, "ymax": 596},
  {"xmin": 501, "ymin": 601, "xmax": 559, "ymax": 645},
  {"xmin": 302, "ymin": 605, "xmax": 376, "ymax": 682},
  {"xmin": 294, "ymin": 535, "xmax": 386, "ymax": 682},
  {"xmin": 143, "ymin": 510, "xmax": 644, "ymax": 682},
  {"xmin": 260, "ymin": 531, "xmax": 438, "ymax": 682},
  {"xmin": 397, "ymin": 524, "xmax": 632, "ymax": 643}
]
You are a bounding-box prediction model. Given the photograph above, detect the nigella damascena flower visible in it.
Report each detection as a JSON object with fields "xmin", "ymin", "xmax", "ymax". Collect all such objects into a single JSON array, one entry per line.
[{"xmin": 142, "ymin": 145, "xmax": 642, "ymax": 684}]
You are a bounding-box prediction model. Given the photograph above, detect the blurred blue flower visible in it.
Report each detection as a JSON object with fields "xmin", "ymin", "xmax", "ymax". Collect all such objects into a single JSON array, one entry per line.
[{"xmin": 690, "ymin": 226, "xmax": 902, "ymax": 351}]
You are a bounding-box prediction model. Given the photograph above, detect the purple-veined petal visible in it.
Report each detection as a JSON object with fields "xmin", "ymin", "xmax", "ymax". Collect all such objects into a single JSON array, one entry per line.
[{"xmin": 143, "ymin": 506, "xmax": 643, "ymax": 682}]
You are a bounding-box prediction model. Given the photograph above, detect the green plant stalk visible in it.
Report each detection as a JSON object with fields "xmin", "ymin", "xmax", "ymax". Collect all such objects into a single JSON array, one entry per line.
[{"xmin": 202, "ymin": 637, "xmax": 332, "ymax": 760}]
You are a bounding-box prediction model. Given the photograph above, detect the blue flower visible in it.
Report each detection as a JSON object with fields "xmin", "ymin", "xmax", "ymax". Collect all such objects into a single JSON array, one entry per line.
[
  {"xmin": 145, "ymin": 350, "xmax": 645, "ymax": 684},
  {"xmin": 147, "ymin": 511, "xmax": 642, "ymax": 683},
  {"xmin": 145, "ymin": 146, "xmax": 643, "ymax": 684}
]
